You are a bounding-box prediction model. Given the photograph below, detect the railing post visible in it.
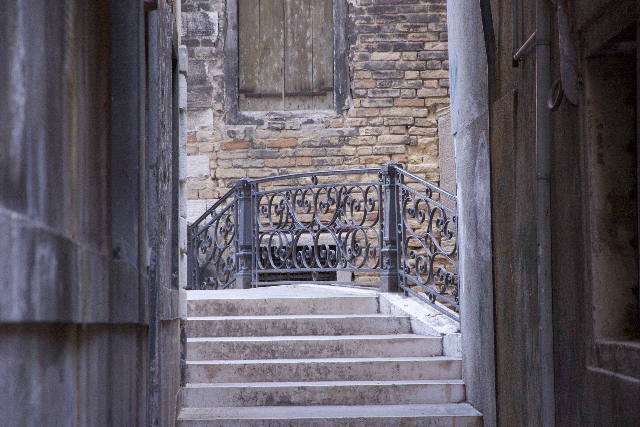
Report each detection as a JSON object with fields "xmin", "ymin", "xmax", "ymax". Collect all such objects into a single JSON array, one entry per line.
[
  {"xmin": 234, "ymin": 178, "xmax": 253, "ymax": 289},
  {"xmin": 187, "ymin": 226, "xmax": 195, "ymax": 289},
  {"xmin": 380, "ymin": 161, "xmax": 400, "ymax": 292}
]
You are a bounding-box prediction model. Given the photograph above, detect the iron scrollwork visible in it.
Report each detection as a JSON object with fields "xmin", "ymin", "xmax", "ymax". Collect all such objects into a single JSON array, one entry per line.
[
  {"xmin": 397, "ymin": 169, "xmax": 458, "ymax": 320},
  {"xmin": 189, "ymin": 189, "xmax": 238, "ymax": 290},
  {"xmin": 187, "ymin": 166, "xmax": 459, "ymax": 321},
  {"xmin": 254, "ymin": 173, "xmax": 382, "ymax": 284}
]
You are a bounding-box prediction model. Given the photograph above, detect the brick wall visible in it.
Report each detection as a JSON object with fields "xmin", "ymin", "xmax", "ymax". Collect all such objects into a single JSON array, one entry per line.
[{"xmin": 181, "ymin": 0, "xmax": 449, "ymax": 220}]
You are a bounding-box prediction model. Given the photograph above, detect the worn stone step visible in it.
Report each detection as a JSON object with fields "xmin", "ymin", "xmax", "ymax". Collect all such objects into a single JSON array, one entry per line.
[
  {"xmin": 186, "ymin": 334, "xmax": 442, "ymax": 360},
  {"xmin": 186, "ymin": 356, "xmax": 461, "ymax": 383},
  {"xmin": 181, "ymin": 379, "xmax": 466, "ymax": 407},
  {"xmin": 186, "ymin": 314, "xmax": 411, "ymax": 338},
  {"xmin": 188, "ymin": 291, "xmax": 379, "ymax": 316},
  {"xmin": 176, "ymin": 403, "xmax": 483, "ymax": 427}
]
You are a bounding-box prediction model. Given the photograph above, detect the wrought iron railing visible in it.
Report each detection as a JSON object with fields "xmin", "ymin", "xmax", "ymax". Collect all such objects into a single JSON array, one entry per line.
[{"xmin": 188, "ymin": 162, "xmax": 459, "ymax": 320}]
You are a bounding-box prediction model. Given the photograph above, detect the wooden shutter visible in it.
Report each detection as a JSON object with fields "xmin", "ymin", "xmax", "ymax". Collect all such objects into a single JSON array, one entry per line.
[{"xmin": 238, "ymin": 0, "xmax": 333, "ymax": 111}]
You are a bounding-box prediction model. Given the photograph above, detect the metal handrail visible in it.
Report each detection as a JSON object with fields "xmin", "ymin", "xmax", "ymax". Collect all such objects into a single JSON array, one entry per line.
[{"xmin": 187, "ymin": 163, "xmax": 459, "ymax": 320}]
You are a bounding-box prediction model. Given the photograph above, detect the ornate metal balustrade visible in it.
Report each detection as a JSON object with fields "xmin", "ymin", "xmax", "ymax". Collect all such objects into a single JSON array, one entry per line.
[{"xmin": 188, "ymin": 162, "xmax": 459, "ymax": 321}]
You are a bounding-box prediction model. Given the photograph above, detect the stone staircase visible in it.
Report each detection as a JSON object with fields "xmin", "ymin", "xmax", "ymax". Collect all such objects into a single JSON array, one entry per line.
[{"xmin": 177, "ymin": 285, "xmax": 482, "ymax": 426}]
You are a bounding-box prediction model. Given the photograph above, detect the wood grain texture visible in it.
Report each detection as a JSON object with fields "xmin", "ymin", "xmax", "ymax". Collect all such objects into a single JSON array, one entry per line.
[{"xmin": 285, "ymin": 0, "xmax": 313, "ymax": 110}]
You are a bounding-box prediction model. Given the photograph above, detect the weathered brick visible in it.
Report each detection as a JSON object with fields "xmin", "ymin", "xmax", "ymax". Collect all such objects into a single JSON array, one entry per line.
[
  {"xmin": 392, "ymin": 79, "xmax": 423, "ymax": 89},
  {"xmin": 378, "ymin": 134, "xmax": 411, "ymax": 145},
  {"xmin": 424, "ymin": 42, "xmax": 448, "ymax": 50},
  {"xmin": 397, "ymin": 23, "xmax": 431, "ymax": 32},
  {"xmin": 185, "ymin": 0, "xmax": 451, "ymax": 208},
  {"xmin": 408, "ymin": 32, "xmax": 440, "ymax": 42},
  {"xmin": 400, "ymin": 89, "xmax": 417, "ymax": 98},
  {"xmin": 249, "ymin": 149, "xmax": 280, "ymax": 159},
  {"xmin": 368, "ymin": 88, "xmax": 401, "ymax": 98},
  {"xmin": 296, "ymin": 157, "xmax": 313, "ymax": 166},
  {"xmin": 395, "ymin": 98, "xmax": 425, "ymax": 107},
  {"xmin": 353, "ymin": 108, "xmax": 380, "ymax": 117},
  {"xmin": 372, "ymin": 70, "xmax": 404, "ymax": 79},
  {"xmin": 362, "ymin": 61, "xmax": 397, "ymax": 71},
  {"xmin": 326, "ymin": 146, "xmax": 357, "ymax": 156},
  {"xmin": 407, "ymin": 13, "xmax": 439, "ymax": 23},
  {"xmin": 186, "ymin": 145, "xmax": 199, "ymax": 155},
  {"xmin": 357, "ymin": 146, "xmax": 373, "ymax": 155},
  {"xmin": 418, "ymin": 51, "xmax": 449, "ymax": 60},
  {"xmin": 354, "ymin": 79, "xmax": 377, "ymax": 89},
  {"xmin": 360, "ymin": 33, "xmax": 408, "ymax": 43},
  {"xmin": 366, "ymin": 4, "xmax": 430, "ymax": 14},
  {"xmin": 296, "ymin": 147, "xmax": 327, "ymax": 156},
  {"xmin": 373, "ymin": 145, "xmax": 406, "ymax": 155},
  {"xmin": 356, "ymin": 23, "xmax": 397, "ymax": 33},
  {"xmin": 428, "ymin": 23, "xmax": 447, "ymax": 32},
  {"xmin": 361, "ymin": 98, "xmax": 394, "ymax": 108},
  {"xmin": 312, "ymin": 156, "xmax": 343, "ymax": 166},
  {"xmin": 361, "ymin": 155, "xmax": 389, "ymax": 164},
  {"xmin": 359, "ymin": 126, "xmax": 387, "ymax": 136},
  {"xmin": 392, "ymin": 42, "xmax": 424, "ymax": 52},
  {"xmin": 347, "ymin": 136, "xmax": 377, "ymax": 145},
  {"xmin": 417, "ymin": 87, "xmax": 448, "ymax": 97},
  {"xmin": 392, "ymin": 154, "xmax": 408, "ymax": 163},
  {"xmin": 408, "ymin": 126, "xmax": 436, "ymax": 136},
  {"xmin": 407, "ymin": 162, "xmax": 438, "ymax": 173},
  {"xmin": 419, "ymin": 69, "xmax": 450, "ymax": 79},
  {"xmin": 247, "ymin": 168, "xmax": 278, "ymax": 178},
  {"xmin": 380, "ymin": 107, "xmax": 414, "ymax": 117},
  {"xmin": 371, "ymin": 52, "xmax": 402, "ymax": 61},
  {"xmin": 199, "ymin": 143, "xmax": 215, "ymax": 152},
  {"xmin": 384, "ymin": 117, "xmax": 415, "ymax": 126},
  {"xmin": 374, "ymin": 42, "xmax": 393, "ymax": 52},
  {"xmin": 396, "ymin": 61, "xmax": 427, "ymax": 71},
  {"xmin": 266, "ymin": 138, "xmax": 297, "ymax": 148},
  {"xmin": 376, "ymin": 14, "xmax": 408, "ymax": 24},
  {"xmin": 216, "ymin": 168, "xmax": 246, "ymax": 178},
  {"xmin": 220, "ymin": 140, "xmax": 250, "ymax": 149},
  {"xmin": 266, "ymin": 158, "xmax": 296, "ymax": 168},
  {"xmin": 353, "ymin": 88, "xmax": 369, "ymax": 98},
  {"xmin": 354, "ymin": 70, "xmax": 373, "ymax": 79},
  {"xmin": 217, "ymin": 149, "xmax": 248, "ymax": 160},
  {"xmin": 401, "ymin": 52, "xmax": 418, "ymax": 61},
  {"xmin": 345, "ymin": 118, "xmax": 369, "ymax": 127}
]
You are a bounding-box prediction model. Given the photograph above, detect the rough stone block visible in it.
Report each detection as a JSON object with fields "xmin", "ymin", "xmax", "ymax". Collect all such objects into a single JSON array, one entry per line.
[
  {"xmin": 186, "ymin": 155, "xmax": 211, "ymax": 180},
  {"xmin": 182, "ymin": 12, "xmax": 219, "ymax": 37},
  {"xmin": 187, "ymin": 109, "xmax": 213, "ymax": 132}
]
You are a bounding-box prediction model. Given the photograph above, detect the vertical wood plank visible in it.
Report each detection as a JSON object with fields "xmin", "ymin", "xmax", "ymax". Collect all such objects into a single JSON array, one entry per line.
[
  {"xmin": 238, "ymin": 0, "xmax": 260, "ymax": 110},
  {"xmin": 285, "ymin": 0, "xmax": 313, "ymax": 110},
  {"xmin": 257, "ymin": 0, "xmax": 285, "ymax": 110},
  {"xmin": 312, "ymin": 0, "xmax": 333, "ymax": 110}
]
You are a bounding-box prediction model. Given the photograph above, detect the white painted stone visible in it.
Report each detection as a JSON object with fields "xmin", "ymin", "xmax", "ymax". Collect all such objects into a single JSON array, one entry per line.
[
  {"xmin": 179, "ymin": 73, "xmax": 187, "ymax": 111},
  {"xmin": 179, "ymin": 45, "xmax": 188, "ymax": 75},
  {"xmin": 178, "ymin": 404, "xmax": 483, "ymax": 426},
  {"xmin": 186, "ymin": 155, "xmax": 210, "ymax": 181},
  {"xmin": 187, "ymin": 108, "xmax": 213, "ymax": 132},
  {"xmin": 177, "ymin": 285, "xmax": 479, "ymax": 426}
]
